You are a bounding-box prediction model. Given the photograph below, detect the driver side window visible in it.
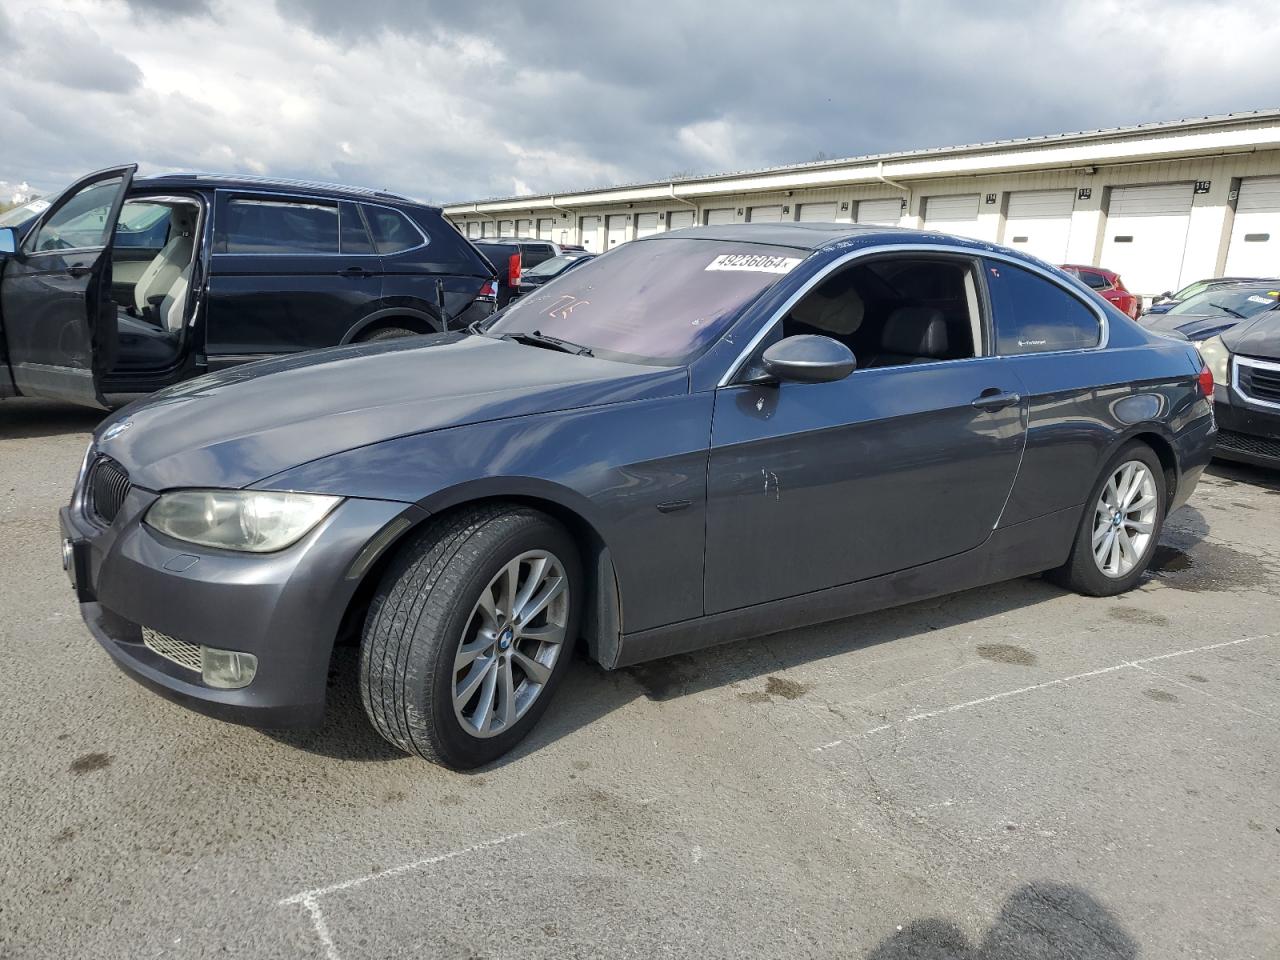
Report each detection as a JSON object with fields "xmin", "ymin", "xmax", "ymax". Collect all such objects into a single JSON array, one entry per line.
[
  {"xmin": 780, "ymin": 255, "xmax": 983, "ymax": 369},
  {"xmin": 26, "ymin": 177, "xmax": 125, "ymax": 253}
]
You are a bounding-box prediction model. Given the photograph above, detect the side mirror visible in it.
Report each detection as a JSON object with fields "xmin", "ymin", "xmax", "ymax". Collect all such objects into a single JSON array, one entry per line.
[
  {"xmin": 759, "ymin": 334, "xmax": 856, "ymax": 384},
  {"xmin": 0, "ymin": 227, "xmax": 16, "ymax": 257}
]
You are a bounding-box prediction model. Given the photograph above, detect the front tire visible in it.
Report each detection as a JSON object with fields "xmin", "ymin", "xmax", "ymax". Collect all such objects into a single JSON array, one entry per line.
[
  {"xmin": 360, "ymin": 506, "xmax": 582, "ymax": 768},
  {"xmin": 357, "ymin": 326, "xmax": 421, "ymax": 343},
  {"xmin": 1049, "ymin": 441, "xmax": 1166, "ymax": 597}
]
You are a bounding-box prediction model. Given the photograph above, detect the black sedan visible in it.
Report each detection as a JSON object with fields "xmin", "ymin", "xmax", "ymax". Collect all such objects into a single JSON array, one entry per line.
[
  {"xmin": 1139, "ymin": 281, "xmax": 1280, "ymax": 342},
  {"xmin": 60, "ymin": 224, "xmax": 1216, "ymax": 768},
  {"xmin": 517, "ymin": 251, "xmax": 595, "ymax": 290}
]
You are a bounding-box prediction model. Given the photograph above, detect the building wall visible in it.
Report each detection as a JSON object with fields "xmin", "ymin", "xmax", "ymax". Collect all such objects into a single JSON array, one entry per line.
[{"xmin": 448, "ymin": 147, "xmax": 1280, "ymax": 298}]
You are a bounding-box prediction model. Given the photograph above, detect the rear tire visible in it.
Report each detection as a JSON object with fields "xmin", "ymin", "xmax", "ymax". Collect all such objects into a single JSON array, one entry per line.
[
  {"xmin": 357, "ymin": 326, "xmax": 420, "ymax": 343},
  {"xmin": 359, "ymin": 505, "xmax": 581, "ymax": 769},
  {"xmin": 1048, "ymin": 441, "xmax": 1167, "ymax": 597}
]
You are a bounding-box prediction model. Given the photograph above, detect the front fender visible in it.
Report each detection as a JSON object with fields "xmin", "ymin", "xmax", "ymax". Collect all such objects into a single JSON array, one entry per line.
[{"xmin": 258, "ymin": 393, "xmax": 716, "ymax": 633}]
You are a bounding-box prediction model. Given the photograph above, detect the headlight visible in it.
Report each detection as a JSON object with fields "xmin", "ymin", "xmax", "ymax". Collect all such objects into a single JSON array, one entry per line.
[
  {"xmin": 144, "ymin": 490, "xmax": 341, "ymax": 552},
  {"xmin": 1196, "ymin": 335, "xmax": 1231, "ymax": 387}
]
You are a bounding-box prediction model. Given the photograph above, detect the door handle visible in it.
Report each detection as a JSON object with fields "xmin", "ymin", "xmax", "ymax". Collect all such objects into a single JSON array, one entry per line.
[
  {"xmin": 66, "ymin": 265, "xmax": 92, "ymax": 278},
  {"xmin": 341, "ymin": 265, "xmax": 371, "ymax": 277},
  {"xmin": 972, "ymin": 389, "xmax": 1022, "ymax": 412}
]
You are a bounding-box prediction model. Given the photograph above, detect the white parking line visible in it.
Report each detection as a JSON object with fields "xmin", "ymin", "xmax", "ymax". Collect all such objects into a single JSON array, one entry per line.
[
  {"xmin": 812, "ymin": 634, "xmax": 1272, "ymax": 752},
  {"xmin": 279, "ymin": 819, "xmax": 574, "ymax": 960}
]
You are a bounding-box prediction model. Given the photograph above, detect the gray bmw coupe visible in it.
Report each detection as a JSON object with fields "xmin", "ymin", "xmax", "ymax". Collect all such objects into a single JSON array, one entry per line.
[{"xmin": 61, "ymin": 224, "xmax": 1216, "ymax": 767}]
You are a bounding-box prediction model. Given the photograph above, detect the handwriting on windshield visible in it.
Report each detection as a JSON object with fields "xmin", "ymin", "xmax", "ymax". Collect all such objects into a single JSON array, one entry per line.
[{"xmin": 545, "ymin": 295, "xmax": 591, "ymax": 320}]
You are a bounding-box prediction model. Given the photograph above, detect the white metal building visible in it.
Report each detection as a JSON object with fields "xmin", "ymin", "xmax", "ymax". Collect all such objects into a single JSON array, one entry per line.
[{"xmin": 445, "ymin": 111, "xmax": 1280, "ymax": 298}]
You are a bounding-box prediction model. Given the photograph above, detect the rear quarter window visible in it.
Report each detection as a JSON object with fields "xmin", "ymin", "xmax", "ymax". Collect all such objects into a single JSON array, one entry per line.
[
  {"xmin": 362, "ymin": 204, "xmax": 425, "ymax": 255},
  {"xmin": 987, "ymin": 261, "xmax": 1101, "ymax": 354}
]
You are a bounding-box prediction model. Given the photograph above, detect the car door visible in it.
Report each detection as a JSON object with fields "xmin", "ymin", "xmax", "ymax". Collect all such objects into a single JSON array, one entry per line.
[
  {"xmin": 0, "ymin": 164, "xmax": 136, "ymax": 407},
  {"xmin": 703, "ymin": 285, "xmax": 1027, "ymax": 615},
  {"xmin": 203, "ymin": 191, "xmax": 382, "ymax": 366}
]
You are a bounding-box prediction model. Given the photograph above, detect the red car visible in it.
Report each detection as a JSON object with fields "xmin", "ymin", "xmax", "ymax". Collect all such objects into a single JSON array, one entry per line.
[{"xmin": 1060, "ymin": 264, "xmax": 1142, "ymax": 319}]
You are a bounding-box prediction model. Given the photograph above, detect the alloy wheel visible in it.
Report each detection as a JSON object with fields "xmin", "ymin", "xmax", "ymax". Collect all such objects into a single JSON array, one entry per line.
[
  {"xmin": 1092, "ymin": 459, "xmax": 1158, "ymax": 578},
  {"xmin": 452, "ymin": 550, "xmax": 569, "ymax": 738}
]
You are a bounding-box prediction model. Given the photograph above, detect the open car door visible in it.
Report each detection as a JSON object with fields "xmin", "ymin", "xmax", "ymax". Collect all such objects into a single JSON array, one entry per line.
[{"xmin": 0, "ymin": 164, "xmax": 137, "ymax": 408}]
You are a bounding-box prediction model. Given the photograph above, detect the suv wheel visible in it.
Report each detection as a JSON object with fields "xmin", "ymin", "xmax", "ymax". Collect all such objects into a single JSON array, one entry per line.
[
  {"xmin": 359, "ymin": 505, "xmax": 581, "ymax": 768},
  {"xmin": 358, "ymin": 326, "xmax": 420, "ymax": 343}
]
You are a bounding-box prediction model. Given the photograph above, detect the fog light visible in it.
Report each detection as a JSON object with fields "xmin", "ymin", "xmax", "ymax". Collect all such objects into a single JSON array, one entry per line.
[{"xmin": 200, "ymin": 647, "xmax": 258, "ymax": 689}]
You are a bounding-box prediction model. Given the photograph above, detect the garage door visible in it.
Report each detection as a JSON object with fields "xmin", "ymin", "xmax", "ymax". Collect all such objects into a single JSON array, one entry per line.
[
  {"xmin": 515, "ymin": 219, "xmax": 533, "ymax": 237},
  {"xmin": 635, "ymin": 213, "xmax": 661, "ymax": 238},
  {"xmin": 705, "ymin": 208, "xmax": 735, "ymax": 226},
  {"xmin": 857, "ymin": 198, "xmax": 902, "ymax": 226},
  {"xmin": 537, "ymin": 218, "xmax": 555, "ymax": 240},
  {"xmin": 798, "ymin": 202, "xmax": 838, "ymax": 222},
  {"xmin": 1100, "ymin": 183, "xmax": 1194, "ymax": 297},
  {"xmin": 579, "ymin": 216, "xmax": 600, "ymax": 252},
  {"xmin": 749, "ymin": 205, "xmax": 784, "ymax": 222},
  {"xmin": 482, "ymin": 222, "xmax": 496, "ymax": 238},
  {"xmin": 498, "ymin": 220, "xmax": 515, "ymax": 237},
  {"xmin": 923, "ymin": 194, "xmax": 985, "ymax": 240},
  {"xmin": 466, "ymin": 222, "xmax": 480, "ymax": 238},
  {"xmin": 669, "ymin": 210, "xmax": 696, "ymax": 231},
  {"xmin": 606, "ymin": 215, "xmax": 628, "ymax": 248},
  {"xmin": 1004, "ymin": 189, "xmax": 1075, "ymax": 264},
  {"xmin": 1225, "ymin": 177, "xmax": 1280, "ymax": 277}
]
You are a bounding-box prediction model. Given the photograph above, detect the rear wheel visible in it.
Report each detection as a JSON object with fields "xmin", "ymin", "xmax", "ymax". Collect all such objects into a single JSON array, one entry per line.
[
  {"xmin": 1049, "ymin": 441, "xmax": 1166, "ymax": 596},
  {"xmin": 357, "ymin": 325, "xmax": 420, "ymax": 343},
  {"xmin": 359, "ymin": 505, "xmax": 581, "ymax": 768}
]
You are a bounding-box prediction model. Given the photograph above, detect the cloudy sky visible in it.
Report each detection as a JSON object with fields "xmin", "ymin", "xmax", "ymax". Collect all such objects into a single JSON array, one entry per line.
[{"xmin": 2, "ymin": 0, "xmax": 1279, "ymax": 205}]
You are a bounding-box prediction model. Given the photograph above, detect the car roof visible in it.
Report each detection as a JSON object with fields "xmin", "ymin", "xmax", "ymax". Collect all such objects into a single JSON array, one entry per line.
[
  {"xmin": 134, "ymin": 173, "xmax": 426, "ymax": 207},
  {"xmin": 654, "ymin": 222, "xmax": 905, "ymax": 251},
  {"xmin": 1061, "ymin": 263, "xmax": 1114, "ymax": 276}
]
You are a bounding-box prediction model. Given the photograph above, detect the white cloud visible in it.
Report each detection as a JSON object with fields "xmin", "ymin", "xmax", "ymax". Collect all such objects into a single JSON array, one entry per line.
[{"xmin": 0, "ymin": 0, "xmax": 1278, "ymax": 205}]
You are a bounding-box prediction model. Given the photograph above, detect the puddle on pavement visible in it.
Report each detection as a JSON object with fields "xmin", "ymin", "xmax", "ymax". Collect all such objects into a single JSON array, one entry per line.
[{"xmin": 1148, "ymin": 542, "xmax": 1274, "ymax": 593}]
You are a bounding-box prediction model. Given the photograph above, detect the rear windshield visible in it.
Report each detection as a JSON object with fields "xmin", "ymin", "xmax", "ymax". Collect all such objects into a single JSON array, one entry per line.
[
  {"xmin": 1167, "ymin": 286, "xmax": 1280, "ymax": 318},
  {"xmin": 483, "ymin": 238, "xmax": 806, "ymax": 365},
  {"xmin": 524, "ymin": 254, "xmax": 581, "ymax": 278},
  {"xmin": 1064, "ymin": 268, "xmax": 1110, "ymax": 290}
]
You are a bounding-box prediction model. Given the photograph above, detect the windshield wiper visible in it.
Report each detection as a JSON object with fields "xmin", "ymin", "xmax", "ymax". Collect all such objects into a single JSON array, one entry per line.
[
  {"xmin": 1207, "ymin": 303, "xmax": 1247, "ymax": 319},
  {"xmin": 506, "ymin": 330, "xmax": 594, "ymax": 357}
]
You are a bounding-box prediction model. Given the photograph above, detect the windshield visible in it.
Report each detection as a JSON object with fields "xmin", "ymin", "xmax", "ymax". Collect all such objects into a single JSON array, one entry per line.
[
  {"xmin": 0, "ymin": 194, "xmax": 53, "ymax": 229},
  {"xmin": 484, "ymin": 238, "xmax": 805, "ymax": 364},
  {"xmin": 1171, "ymin": 280, "xmax": 1210, "ymax": 301},
  {"xmin": 1167, "ymin": 286, "xmax": 1280, "ymax": 318}
]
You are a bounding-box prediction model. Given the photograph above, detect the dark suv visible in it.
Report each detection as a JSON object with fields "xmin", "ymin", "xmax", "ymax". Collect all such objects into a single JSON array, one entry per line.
[{"xmin": 0, "ymin": 164, "xmax": 497, "ymax": 409}]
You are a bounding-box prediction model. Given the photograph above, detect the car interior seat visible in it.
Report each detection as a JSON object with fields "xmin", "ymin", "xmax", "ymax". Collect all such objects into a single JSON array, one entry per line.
[
  {"xmin": 865, "ymin": 306, "xmax": 950, "ymax": 367},
  {"xmin": 133, "ymin": 205, "xmax": 197, "ymax": 335}
]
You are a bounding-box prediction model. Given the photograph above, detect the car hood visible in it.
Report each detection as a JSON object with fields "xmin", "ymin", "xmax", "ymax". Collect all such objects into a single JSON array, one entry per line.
[
  {"xmin": 1138, "ymin": 312, "xmax": 1242, "ymax": 342},
  {"xmin": 1222, "ymin": 314, "xmax": 1280, "ymax": 360},
  {"xmin": 96, "ymin": 333, "xmax": 688, "ymax": 491}
]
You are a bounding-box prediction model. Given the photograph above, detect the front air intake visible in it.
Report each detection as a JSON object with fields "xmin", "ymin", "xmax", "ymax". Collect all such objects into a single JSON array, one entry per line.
[{"xmin": 88, "ymin": 457, "xmax": 132, "ymax": 525}]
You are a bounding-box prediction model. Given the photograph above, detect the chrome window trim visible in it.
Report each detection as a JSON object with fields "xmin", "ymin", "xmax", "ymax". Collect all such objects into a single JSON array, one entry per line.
[
  {"xmin": 1232, "ymin": 355, "xmax": 1280, "ymax": 410},
  {"xmin": 717, "ymin": 242, "xmax": 1110, "ymax": 387},
  {"xmin": 210, "ymin": 189, "xmax": 429, "ymax": 258}
]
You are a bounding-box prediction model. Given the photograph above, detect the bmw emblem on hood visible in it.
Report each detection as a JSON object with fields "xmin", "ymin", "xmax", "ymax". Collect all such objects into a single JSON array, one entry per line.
[{"xmin": 101, "ymin": 418, "xmax": 133, "ymax": 442}]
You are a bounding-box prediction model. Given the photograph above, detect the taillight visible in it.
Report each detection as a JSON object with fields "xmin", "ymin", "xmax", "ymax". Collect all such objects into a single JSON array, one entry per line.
[
  {"xmin": 477, "ymin": 280, "xmax": 496, "ymax": 300},
  {"xmin": 508, "ymin": 252, "xmax": 521, "ymax": 287},
  {"xmin": 1197, "ymin": 363, "xmax": 1214, "ymax": 398}
]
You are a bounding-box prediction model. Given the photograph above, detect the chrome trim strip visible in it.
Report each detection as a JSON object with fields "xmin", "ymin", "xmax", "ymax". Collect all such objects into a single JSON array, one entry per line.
[
  {"xmin": 1233, "ymin": 355, "xmax": 1280, "ymax": 410},
  {"xmin": 209, "ymin": 190, "xmax": 430, "ymax": 258},
  {"xmin": 717, "ymin": 242, "xmax": 1110, "ymax": 387}
]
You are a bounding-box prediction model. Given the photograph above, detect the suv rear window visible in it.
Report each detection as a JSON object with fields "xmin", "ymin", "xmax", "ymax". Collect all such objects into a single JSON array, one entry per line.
[
  {"xmin": 221, "ymin": 198, "xmax": 339, "ymax": 254},
  {"xmin": 363, "ymin": 205, "xmax": 424, "ymax": 254},
  {"xmin": 1065, "ymin": 268, "xmax": 1110, "ymax": 290}
]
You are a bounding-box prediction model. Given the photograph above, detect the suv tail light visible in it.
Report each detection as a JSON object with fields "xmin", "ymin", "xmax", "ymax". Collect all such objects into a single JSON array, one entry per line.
[
  {"xmin": 1198, "ymin": 363, "xmax": 1214, "ymax": 398},
  {"xmin": 508, "ymin": 252, "xmax": 522, "ymax": 287},
  {"xmin": 478, "ymin": 280, "xmax": 496, "ymax": 300}
]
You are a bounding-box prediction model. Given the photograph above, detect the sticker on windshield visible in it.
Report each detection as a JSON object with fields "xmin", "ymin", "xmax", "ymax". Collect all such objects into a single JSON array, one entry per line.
[
  {"xmin": 1247, "ymin": 295, "xmax": 1276, "ymax": 304},
  {"xmin": 705, "ymin": 253, "xmax": 802, "ymax": 274}
]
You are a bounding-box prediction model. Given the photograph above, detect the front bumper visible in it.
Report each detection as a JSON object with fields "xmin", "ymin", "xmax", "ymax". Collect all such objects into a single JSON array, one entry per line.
[
  {"xmin": 61, "ymin": 484, "xmax": 420, "ymax": 728},
  {"xmin": 1213, "ymin": 386, "xmax": 1280, "ymax": 468}
]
